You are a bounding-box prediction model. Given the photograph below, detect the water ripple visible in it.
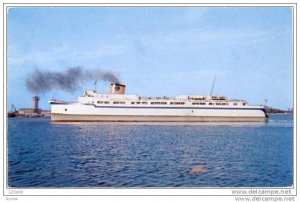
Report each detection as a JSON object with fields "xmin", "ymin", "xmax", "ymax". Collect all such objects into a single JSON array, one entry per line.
[{"xmin": 7, "ymin": 115, "xmax": 293, "ymax": 187}]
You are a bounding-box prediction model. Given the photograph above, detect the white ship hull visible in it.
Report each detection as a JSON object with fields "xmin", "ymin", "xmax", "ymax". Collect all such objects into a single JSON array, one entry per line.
[
  {"xmin": 49, "ymin": 83, "xmax": 268, "ymax": 122},
  {"xmin": 50, "ymin": 103, "xmax": 267, "ymax": 122}
]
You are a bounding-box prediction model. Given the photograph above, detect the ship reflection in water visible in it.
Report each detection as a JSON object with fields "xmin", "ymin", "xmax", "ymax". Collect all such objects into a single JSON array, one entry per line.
[{"xmin": 8, "ymin": 114, "xmax": 293, "ymax": 187}]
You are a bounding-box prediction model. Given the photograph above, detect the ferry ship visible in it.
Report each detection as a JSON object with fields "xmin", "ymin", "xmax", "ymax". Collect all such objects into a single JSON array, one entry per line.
[{"xmin": 49, "ymin": 83, "xmax": 268, "ymax": 122}]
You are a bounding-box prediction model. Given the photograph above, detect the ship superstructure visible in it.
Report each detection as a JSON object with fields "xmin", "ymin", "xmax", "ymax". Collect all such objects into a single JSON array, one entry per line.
[{"xmin": 49, "ymin": 83, "xmax": 268, "ymax": 122}]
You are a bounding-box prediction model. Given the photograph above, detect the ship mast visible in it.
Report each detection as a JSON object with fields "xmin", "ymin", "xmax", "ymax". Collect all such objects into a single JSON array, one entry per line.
[
  {"xmin": 210, "ymin": 76, "xmax": 216, "ymax": 96},
  {"xmin": 94, "ymin": 80, "xmax": 98, "ymax": 92}
]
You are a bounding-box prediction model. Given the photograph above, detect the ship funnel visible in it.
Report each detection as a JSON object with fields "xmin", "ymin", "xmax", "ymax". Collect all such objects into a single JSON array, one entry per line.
[
  {"xmin": 32, "ymin": 96, "xmax": 40, "ymax": 113},
  {"xmin": 109, "ymin": 83, "xmax": 126, "ymax": 94}
]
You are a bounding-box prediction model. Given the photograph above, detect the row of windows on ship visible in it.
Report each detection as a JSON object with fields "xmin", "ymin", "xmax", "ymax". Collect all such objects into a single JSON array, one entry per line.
[{"xmin": 90, "ymin": 101, "xmax": 243, "ymax": 106}]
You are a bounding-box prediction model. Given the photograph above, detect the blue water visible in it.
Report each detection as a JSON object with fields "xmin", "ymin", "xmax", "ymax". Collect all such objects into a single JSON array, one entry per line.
[{"xmin": 7, "ymin": 114, "xmax": 293, "ymax": 187}]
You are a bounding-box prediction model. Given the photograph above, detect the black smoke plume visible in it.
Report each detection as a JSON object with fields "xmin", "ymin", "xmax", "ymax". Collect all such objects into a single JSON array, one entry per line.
[{"xmin": 26, "ymin": 67, "xmax": 120, "ymax": 94}]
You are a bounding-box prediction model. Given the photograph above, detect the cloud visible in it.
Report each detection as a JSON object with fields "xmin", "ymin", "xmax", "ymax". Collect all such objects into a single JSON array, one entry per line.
[
  {"xmin": 8, "ymin": 43, "xmax": 129, "ymax": 66},
  {"xmin": 133, "ymin": 26, "xmax": 277, "ymax": 55},
  {"xmin": 181, "ymin": 7, "xmax": 208, "ymax": 23}
]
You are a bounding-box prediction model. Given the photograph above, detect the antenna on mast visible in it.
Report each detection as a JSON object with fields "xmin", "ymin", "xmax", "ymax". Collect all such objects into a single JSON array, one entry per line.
[{"xmin": 210, "ymin": 75, "xmax": 216, "ymax": 96}]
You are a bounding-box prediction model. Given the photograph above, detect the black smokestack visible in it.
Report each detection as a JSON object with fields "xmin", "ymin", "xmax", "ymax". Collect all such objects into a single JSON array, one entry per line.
[{"xmin": 26, "ymin": 67, "xmax": 120, "ymax": 94}]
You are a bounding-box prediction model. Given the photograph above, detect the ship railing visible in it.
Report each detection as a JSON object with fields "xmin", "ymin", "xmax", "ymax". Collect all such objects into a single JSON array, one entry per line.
[
  {"xmin": 139, "ymin": 96, "xmax": 172, "ymax": 100},
  {"xmin": 229, "ymin": 99, "xmax": 244, "ymax": 102}
]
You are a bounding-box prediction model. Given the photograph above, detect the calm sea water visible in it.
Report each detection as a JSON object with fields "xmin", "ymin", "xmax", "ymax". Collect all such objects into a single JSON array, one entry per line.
[{"xmin": 7, "ymin": 115, "xmax": 293, "ymax": 187}]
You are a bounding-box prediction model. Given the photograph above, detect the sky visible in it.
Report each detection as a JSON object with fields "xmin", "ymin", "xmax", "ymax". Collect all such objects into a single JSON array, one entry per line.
[{"xmin": 7, "ymin": 6, "xmax": 293, "ymax": 110}]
